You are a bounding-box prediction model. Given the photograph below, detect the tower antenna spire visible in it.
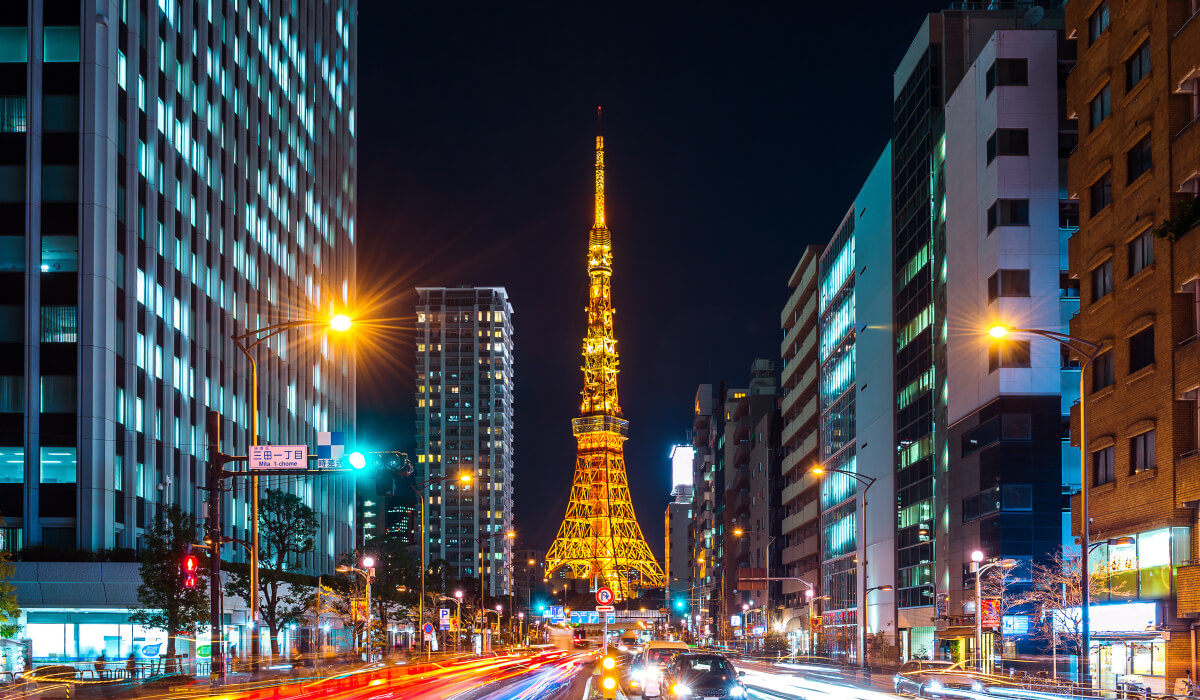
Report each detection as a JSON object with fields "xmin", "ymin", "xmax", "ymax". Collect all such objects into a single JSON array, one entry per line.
[{"xmin": 593, "ymin": 106, "xmax": 606, "ymax": 230}]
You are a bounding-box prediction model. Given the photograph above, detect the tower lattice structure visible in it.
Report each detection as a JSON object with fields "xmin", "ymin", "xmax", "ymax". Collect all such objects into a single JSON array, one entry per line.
[{"xmin": 544, "ymin": 112, "xmax": 665, "ymax": 599}]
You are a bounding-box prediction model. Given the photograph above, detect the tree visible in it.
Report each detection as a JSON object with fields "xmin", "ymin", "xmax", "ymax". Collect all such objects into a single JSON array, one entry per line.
[
  {"xmin": 0, "ymin": 529, "xmax": 20, "ymax": 637},
  {"xmin": 1014, "ymin": 549, "xmax": 1131, "ymax": 679},
  {"xmin": 226, "ymin": 488, "xmax": 318, "ymax": 655},
  {"xmin": 130, "ymin": 506, "xmax": 209, "ymax": 671}
]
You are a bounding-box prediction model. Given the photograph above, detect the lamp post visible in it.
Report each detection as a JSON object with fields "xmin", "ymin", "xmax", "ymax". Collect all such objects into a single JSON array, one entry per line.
[
  {"xmin": 231, "ymin": 313, "xmax": 351, "ymax": 664},
  {"xmin": 970, "ymin": 551, "xmax": 1016, "ymax": 672},
  {"xmin": 337, "ymin": 556, "xmax": 375, "ymax": 661},
  {"xmin": 412, "ymin": 472, "xmax": 472, "ymax": 661},
  {"xmin": 732, "ymin": 526, "xmax": 776, "ymax": 645},
  {"xmin": 809, "ymin": 465, "xmax": 877, "ymax": 670},
  {"xmin": 989, "ymin": 325, "xmax": 1105, "ymax": 686}
]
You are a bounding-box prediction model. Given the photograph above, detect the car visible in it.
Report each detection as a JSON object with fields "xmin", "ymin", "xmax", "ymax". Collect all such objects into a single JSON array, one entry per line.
[
  {"xmin": 631, "ymin": 640, "xmax": 690, "ymax": 698},
  {"xmin": 893, "ymin": 660, "xmax": 984, "ymax": 697},
  {"xmin": 660, "ymin": 652, "xmax": 748, "ymax": 699}
]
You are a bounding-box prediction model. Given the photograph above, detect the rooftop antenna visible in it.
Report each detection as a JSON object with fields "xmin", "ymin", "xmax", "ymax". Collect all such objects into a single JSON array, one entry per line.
[{"xmin": 596, "ymin": 105, "xmax": 602, "ymax": 135}]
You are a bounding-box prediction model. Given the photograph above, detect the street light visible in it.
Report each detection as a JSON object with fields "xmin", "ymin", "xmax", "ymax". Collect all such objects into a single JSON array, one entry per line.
[
  {"xmin": 971, "ymin": 551, "xmax": 1017, "ymax": 672},
  {"xmin": 809, "ymin": 464, "xmax": 877, "ymax": 669},
  {"xmin": 412, "ymin": 472, "xmax": 472, "ymax": 660},
  {"xmin": 231, "ymin": 314, "xmax": 352, "ymax": 664},
  {"xmin": 988, "ymin": 325, "xmax": 1105, "ymax": 685},
  {"xmin": 732, "ymin": 525, "xmax": 776, "ymax": 648},
  {"xmin": 337, "ymin": 557, "xmax": 376, "ymax": 661}
]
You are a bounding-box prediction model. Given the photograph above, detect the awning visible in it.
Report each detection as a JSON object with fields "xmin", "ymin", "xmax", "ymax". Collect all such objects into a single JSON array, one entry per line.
[{"xmin": 936, "ymin": 626, "xmax": 976, "ymax": 640}]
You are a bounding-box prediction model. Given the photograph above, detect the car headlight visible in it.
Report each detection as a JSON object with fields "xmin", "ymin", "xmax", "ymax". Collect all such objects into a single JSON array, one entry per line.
[
  {"xmin": 928, "ymin": 680, "xmax": 943, "ymax": 691},
  {"xmin": 972, "ymin": 681, "xmax": 984, "ymax": 692},
  {"xmin": 672, "ymin": 684, "xmax": 691, "ymax": 696},
  {"xmin": 632, "ymin": 670, "xmax": 644, "ymax": 682},
  {"xmin": 729, "ymin": 687, "xmax": 746, "ymax": 697}
]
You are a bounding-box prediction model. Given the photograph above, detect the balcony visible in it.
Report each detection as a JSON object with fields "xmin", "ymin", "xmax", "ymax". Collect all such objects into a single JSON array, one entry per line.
[
  {"xmin": 781, "ymin": 499, "xmax": 819, "ymax": 535},
  {"xmin": 1177, "ymin": 450, "xmax": 1200, "ymax": 506},
  {"xmin": 782, "ymin": 331, "xmax": 818, "ymax": 388},
  {"xmin": 1177, "ymin": 335, "xmax": 1200, "ymax": 398},
  {"xmin": 781, "ymin": 472, "xmax": 817, "ymax": 508},
  {"xmin": 781, "ymin": 363, "xmax": 816, "ymax": 418},
  {"xmin": 780, "ymin": 537, "xmax": 819, "ymax": 565}
]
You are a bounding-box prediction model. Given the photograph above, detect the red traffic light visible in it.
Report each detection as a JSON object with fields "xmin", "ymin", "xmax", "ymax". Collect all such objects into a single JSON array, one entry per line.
[{"xmin": 182, "ymin": 554, "xmax": 199, "ymax": 588}]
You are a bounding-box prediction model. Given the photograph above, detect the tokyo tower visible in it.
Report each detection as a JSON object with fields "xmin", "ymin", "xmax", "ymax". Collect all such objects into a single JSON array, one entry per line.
[{"xmin": 544, "ymin": 110, "xmax": 665, "ymax": 599}]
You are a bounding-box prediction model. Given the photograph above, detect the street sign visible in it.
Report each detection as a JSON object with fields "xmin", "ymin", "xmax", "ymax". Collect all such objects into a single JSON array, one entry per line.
[
  {"xmin": 316, "ymin": 431, "xmax": 345, "ymax": 468},
  {"xmin": 549, "ymin": 605, "xmax": 565, "ymax": 623},
  {"xmin": 422, "ymin": 622, "xmax": 434, "ymax": 636},
  {"xmin": 248, "ymin": 445, "xmax": 307, "ymax": 470},
  {"xmin": 595, "ymin": 587, "xmax": 614, "ymax": 606},
  {"xmin": 596, "ymin": 605, "xmax": 615, "ymax": 613},
  {"xmin": 439, "ymin": 609, "xmax": 451, "ymax": 630},
  {"xmin": 570, "ymin": 611, "xmax": 616, "ymax": 624}
]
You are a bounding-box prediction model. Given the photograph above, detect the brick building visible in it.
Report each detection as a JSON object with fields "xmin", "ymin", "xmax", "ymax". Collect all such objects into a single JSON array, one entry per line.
[{"xmin": 1065, "ymin": 0, "xmax": 1200, "ymax": 691}]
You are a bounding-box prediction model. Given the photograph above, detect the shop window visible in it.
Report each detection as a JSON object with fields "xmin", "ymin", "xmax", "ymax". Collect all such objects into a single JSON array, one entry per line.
[
  {"xmin": 39, "ymin": 446, "xmax": 76, "ymax": 483},
  {"xmin": 1093, "ymin": 445, "xmax": 1115, "ymax": 485},
  {"xmin": 1137, "ymin": 528, "xmax": 1171, "ymax": 599}
]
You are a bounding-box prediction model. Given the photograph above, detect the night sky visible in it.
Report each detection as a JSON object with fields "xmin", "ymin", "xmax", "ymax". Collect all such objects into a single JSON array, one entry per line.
[{"xmin": 353, "ymin": 2, "xmax": 947, "ymax": 558}]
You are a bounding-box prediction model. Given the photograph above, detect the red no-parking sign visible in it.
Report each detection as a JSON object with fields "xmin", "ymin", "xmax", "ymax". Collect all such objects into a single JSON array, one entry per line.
[{"xmin": 595, "ymin": 586, "xmax": 614, "ymax": 605}]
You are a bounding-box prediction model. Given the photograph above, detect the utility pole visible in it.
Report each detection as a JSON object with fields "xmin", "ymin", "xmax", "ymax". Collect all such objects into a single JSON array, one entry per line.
[{"xmin": 205, "ymin": 410, "xmax": 226, "ymax": 686}]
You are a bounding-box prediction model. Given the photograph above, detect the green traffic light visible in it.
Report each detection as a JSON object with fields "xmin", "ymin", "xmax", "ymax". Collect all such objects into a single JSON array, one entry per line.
[
  {"xmin": 348, "ymin": 451, "xmax": 367, "ymax": 469},
  {"xmin": 675, "ymin": 600, "xmax": 683, "ymax": 609}
]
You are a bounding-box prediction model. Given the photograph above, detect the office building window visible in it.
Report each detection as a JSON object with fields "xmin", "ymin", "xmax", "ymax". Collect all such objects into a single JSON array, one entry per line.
[
  {"xmin": 986, "ymin": 58, "xmax": 1028, "ymax": 94},
  {"xmin": 1130, "ymin": 429, "xmax": 1156, "ymax": 475},
  {"xmin": 0, "ymin": 305, "xmax": 20, "ymax": 341},
  {"xmin": 1129, "ymin": 230, "xmax": 1154, "ymax": 276},
  {"xmin": 1129, "ymin": 326, "xmax": 1155, "ymax": 372},
  {"xmin": 39, "ymin": 447, "xmax": 77, "ymax": 483},
  {"xmin": 1093, "ymin": 351, "xmax": 1115, "ymax": 390},
  {"xmin": 987, "ymin": 269, "xmax": 1031, "ymax": 302},
  {"xmin": 1127, "ymin": 134, "xmax": 1152, "ymax": 183},
  {"xmin": 1090, "ymin": 172, "xmax": 1113, "ymax": 216},
  {"xmin": 987, "ymin": 199, "xmax": 1030, "ymax": 231},
  {"xmin": 0, "ymin": 28, "xmax": 27, "ymax": 63},
  {"xmin": 1092, "ymin": 259, "xmax": 1114, "ymax": 301},
  {"xmin": 1089, "ymin": 1, "xmax": 1110, "ymax": 43},
  {"xmin": 1090, "ymin": 85, "xmax": 1111, "ymax": 130},
  {"xmin": 40, "ymin": 376, "xmax": 76, "ymax": 413},
  {"xmin": 43, "ymin": 27, "xmax": 80, "ymax": 63},
  {"xmin": 1093, "ymin": 445, "xmax": 1115, "ymax": 486},
  {"xmin": 0, "ymin": 96, "xmax": 26, "ymax": 133},
  {"xmin": 989, "ymin": 340, "xmax": 1031, "ymax": 372},
  {"xmin": 40, "ymin": 306, "xmax": 77, "ymax": 342},
  {"xmin": 1126, "ymin": 41, "xmax": 1150, "ymax": 91},
  {"xmin": 0, "ymin": 376, "xmax": 22, "ymax": 413},
  {"xmin": 986, "ymin": 128, "xmax": 1029, "ymax": 164}
]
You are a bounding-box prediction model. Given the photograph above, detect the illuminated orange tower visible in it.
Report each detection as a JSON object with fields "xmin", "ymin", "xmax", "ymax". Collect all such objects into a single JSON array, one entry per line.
[{"xmin": 544, "ymin": 110, "xmax": 665, "ymax": 599}]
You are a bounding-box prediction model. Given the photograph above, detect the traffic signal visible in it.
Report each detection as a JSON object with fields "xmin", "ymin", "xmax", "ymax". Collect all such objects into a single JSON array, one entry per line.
[
  {"xmin": 599, "ymin": 656, "xmax": 618, "ymax": 699},
  {"xmin": 347, "ymin": 450, "xmax": 413, "ymax": 475},
  {"xmin": 181, "ymin": 548, "xmax": 199, "ymax": 589}
]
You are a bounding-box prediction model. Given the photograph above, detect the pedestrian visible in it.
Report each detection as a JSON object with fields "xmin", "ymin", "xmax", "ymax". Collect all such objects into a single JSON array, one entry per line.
[
  {"xmin": 93, "ymin": 653, "xmax": 107, "ymax": 679},
  {"xmin": 125, "ymin": 652, "xmax": 137, "ymax": 679}
]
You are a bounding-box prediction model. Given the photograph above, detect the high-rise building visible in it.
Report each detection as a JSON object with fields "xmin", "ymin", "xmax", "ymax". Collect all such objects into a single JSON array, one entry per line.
[
  {"xmin": 1065, "ymin": 0, "xmax": 1200, "ymax": 691},
  {"xmin": 665, "ymin": 444, "xmax": 693, "ymax": 616},
  {"xmin": 814, "ymin": 146, "xmax": 894, "ymax": 661},
  {"xmin": 721, "ymin": 360, "xmax": 778, "ymax": 645},
  {"xmin": 689, "ymin": 384, "xmax": 722, "ymax": 643},
  {"xmin": 778, "ymin": 245, "xmax": 822, "ymax": 649},
  {"xmin": 512, "ymin": 547, "xmax": 545, "ymax": 615},
  {"xmin": 414, "ymin": 287, "xmax": 515, "ymax": 597},
  {"xmin": 0, "ymin": 0, "xmax": 357, "ymax": 660},
  {"xmin": 943, "ymin": 24, "xmax": 1078, "ymax": 665},
  {"xmin": 888, "ymin": 6, "xmax": 1069, "ymax": 661}
]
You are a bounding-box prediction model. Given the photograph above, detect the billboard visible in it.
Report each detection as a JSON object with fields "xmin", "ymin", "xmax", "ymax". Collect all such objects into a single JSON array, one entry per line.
[
  {"xmin": 670, "ymin": 445, "xmax": 694, "ymax": 490},
  {"xmin": 980, "ymin": 598, "xmax": 1001, "ymax": 629}
]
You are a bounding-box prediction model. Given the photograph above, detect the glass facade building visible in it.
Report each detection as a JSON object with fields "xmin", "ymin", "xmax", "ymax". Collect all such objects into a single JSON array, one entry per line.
[
  {"xmin": 0, "ymin": 0, "xmax": 358, "ymax": 664},
  {"xmin": 414, "ymin": 287, "xmax": 515, "ymax": 597}
]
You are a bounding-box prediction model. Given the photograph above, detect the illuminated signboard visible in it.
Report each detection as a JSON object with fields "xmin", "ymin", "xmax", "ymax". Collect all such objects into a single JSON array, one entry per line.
[{"xmin": 670, "ymin": 445, "xmax": 694, "ymax": 489}]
